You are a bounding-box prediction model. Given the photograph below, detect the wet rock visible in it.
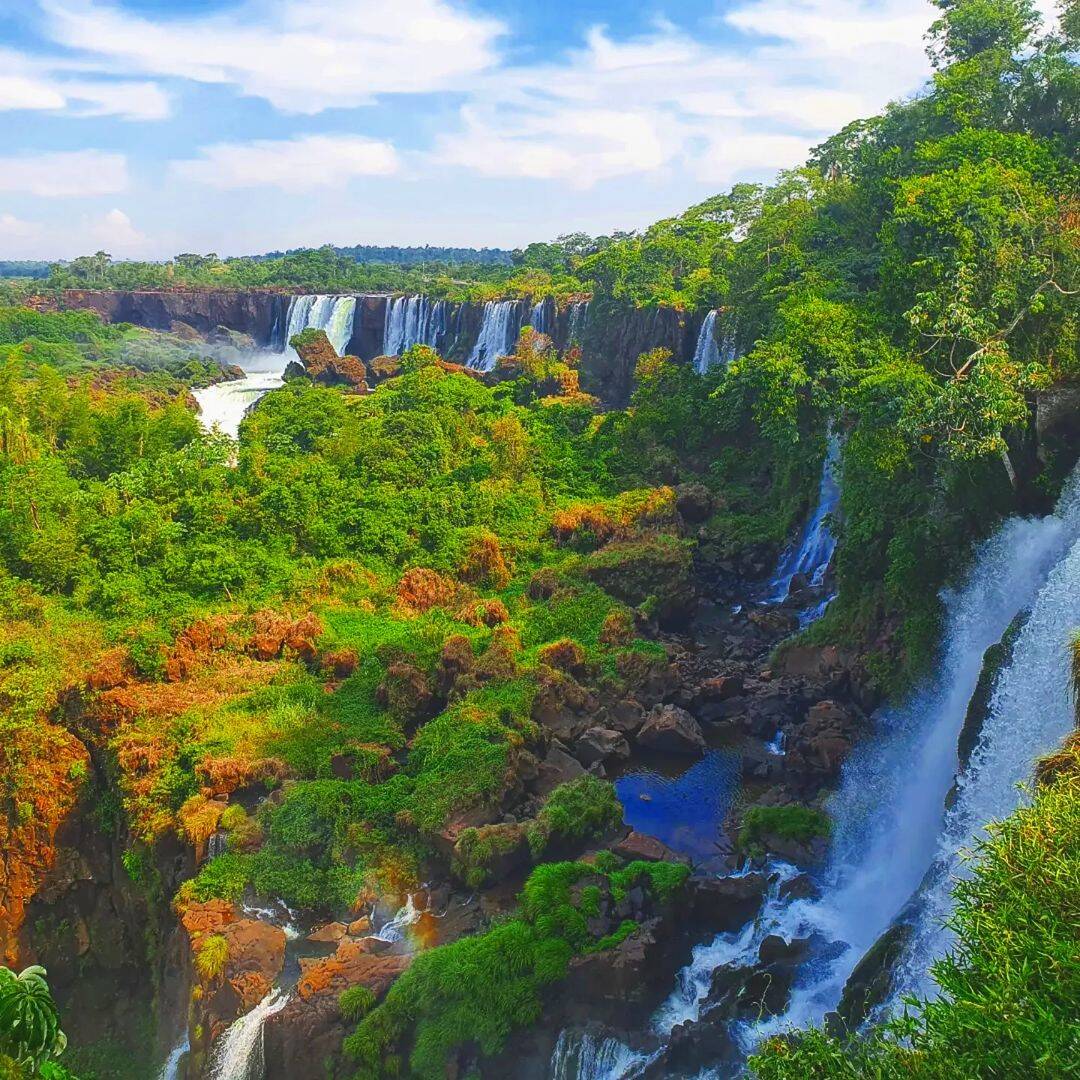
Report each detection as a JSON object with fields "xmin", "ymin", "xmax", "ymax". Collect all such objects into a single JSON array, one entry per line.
[
  {"xmin": 347, "ymin": 916, "xmax": 371, "ymax": 936},
  {"xmin": 637, "ymin": 705, "xmax": 706, "ymax": 755},
  {"xmin": 704, "ymin": 959, "xmax": 794, "ymax": 1019},
  {"xmin": 778, "ymin": 873, "xmax": 820, "ymax": 902},
  {"xmin": 758, "ymin": 934, "xmax": 812, "ymax": 965},
  {"xmin": 837, "ymin": 921, "xmax": 914, "ymax": 1029},
  {"xmin": 532, "ymin": 743, "xmax": 587, "ymax": 796},
  {"xmin": 307, "ymin": 921, "xmax": 348, "ymax": 944},
  {"xmin": 575, "ymin": 726, "xmax": 630, "ymax": 766},
  {"xmin": 686, "ymin": 874, "xmax": 767, "ymax": 931},
  {"xmin": 613, "ymin": 832, "xmax": 690, "ymax": 865}
]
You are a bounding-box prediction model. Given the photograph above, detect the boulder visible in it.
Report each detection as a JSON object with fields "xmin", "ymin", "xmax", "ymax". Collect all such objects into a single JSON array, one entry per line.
[
  {"xmin": 613, "ymin": 832, "xmax": 689, "ymax": 865},
  {"xmin": 675, "ymin": 483, "xmax": 714, "ymax": 524},
  {"xmin": 637, "ymin": 705, "xmax": 706, "ymax": 755},
  {"xmin": 532, "ymin": 744, "xmax": 587, "ymax": 796},
  {"xmin": 575, "ymin": 726, "xmax": 630, "ymax": 766},
  {"xmin": 686, "ymin": 874, "xmax": 766, "ymax": 931},
  {"xmin": 307, "ymin": 921, "xmax": 348, "ymax": 944}
]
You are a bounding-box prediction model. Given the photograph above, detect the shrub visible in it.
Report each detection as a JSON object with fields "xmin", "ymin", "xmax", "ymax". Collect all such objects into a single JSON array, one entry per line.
[
  {"xmin": 738, "ymin": 805, "xmax": 831, "ymax": 853},
  {"xmin": 193, "ymin": 935, "xmax": 229, "ymax": 982},
  {"xmin": 339, "ymin": 985, "xmax": 376, "ymax": 1021}
]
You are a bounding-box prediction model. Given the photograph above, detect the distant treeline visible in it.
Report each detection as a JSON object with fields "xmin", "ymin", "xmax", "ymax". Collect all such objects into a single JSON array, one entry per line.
[
  {"xmin": 0, "ymin": 261, "xmax": 50, "ymax": 279},
  {"xmin": 254, "ymin": 244, "xmax": 515, "ymax": 267}
]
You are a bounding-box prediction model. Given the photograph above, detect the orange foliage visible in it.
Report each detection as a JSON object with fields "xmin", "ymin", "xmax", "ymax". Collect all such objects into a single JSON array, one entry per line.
[
  {"xmin": 178, "ymin": 795, "xmax": 226, "ymax": 854},
  {"xmin": 86, "ymin": 647, "xmax": 134, "ymax": 691},
  {"xmin": 395, "ymin": 568, "xmax": 462, "ymax": 614},
  {"xmin": 197, "ymin": 754, "xmax": 288, "ymax": 799},
  {"xmin": 599, "ymin": 610, "xmax": 635, "ymax": 646},
  {"xmin": 0, "ymin": 724, "xmax": 88, "ymax": 964},
  {"xmin": 537, "ymin": 638, "xmax": 587, "ymax": 677},
  {"xmin": 459, "ymin": 532, "xmax": 512, "ymax": 589},
  {"xmin": 551, "ymin": 486, "xmax": 676, "ymax": 545}
]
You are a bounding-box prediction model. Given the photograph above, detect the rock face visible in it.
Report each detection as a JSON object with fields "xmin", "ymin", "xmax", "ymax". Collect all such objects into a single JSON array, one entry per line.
[
  {"xmin": 61, "ymin": 289, "xmax": 290, "ymax": 347},
  {"xmin": 264, "ymin": 945, "xmax": 411, "ymax": 1080},
  {"xmin": 59, "ymin": 290, "xmax": 709, "ymax": 406},
  {"xmin": 637, "ymin": 705, "xmax": 706, "ymax": 755}
]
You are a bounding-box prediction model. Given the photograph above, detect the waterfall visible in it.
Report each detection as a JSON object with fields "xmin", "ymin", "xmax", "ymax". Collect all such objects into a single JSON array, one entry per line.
[
  {"xmin": 528, "ymin": 297, "xmax": 552, "ymax": 336},
  {"xmin": 373, "ymin": 894, "xmax": 422, "ymax": 943},
  {"xmin": 744, "ymin": 466, "xmax": 1080, "ymax": 1038},
  {"xmin": 283, "ymin": 294, "xmax": 357, "ymax": 355},
  {"xmin": 765, "ymin": 432, "xmax": 841, "ymax": 604},
  {"xmin": 567, "ymin": 300, "xmax": 590, "ymax": 344},
  {"xmin": 158, "ymin": 1034, "xmax": 190, "ymax": 1080},
  {"xmin": 891, "ymin": 480, "xmax": 1080, "ymax": 1000},
  {"xmin": 207, "ymin": 831, "xmax": 228, "ymax": 859},
  {"xmin": 467, "ymin": 300, "xmax": 520, "ymax": 372},
  {"xmin": 692, "ymin": 311, "xmax": 724, "ymax": 373},
  {"xmin": 209, "ymin": 988, "xmax": 289, "ymax": 1080},
  {"xmin": 549, "ymin": 1029, "xmax": 655, "ymax": 1080},
  {"xmin": 382, "ymin": 295, "xmax": 449, "ymax": 356},
  {"xmin": 193, "ymin": 351, "xmax": 290, "ymax": 441}
]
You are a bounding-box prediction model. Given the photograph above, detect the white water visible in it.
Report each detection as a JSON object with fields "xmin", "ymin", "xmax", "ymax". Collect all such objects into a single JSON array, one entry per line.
[
  {"xmin": 549, "ymin": 1029, "xmax": 656, "ymax": 1080},
  {"xmin": 748, "ymin": 467, "xmax": 1080, "ymax": 1037},
  {"xmin": 765, "ymin": 433, "xmax": 841, "ymax": 603},
  {"xmin": 467, "ymin": 300, "xmax": 520, "ymax": 371},
  {"xmin": 209, "ymin": 988, "xmax": 289, "ymax": 1080},
  {"xmin": 283, "ymin": 294, "xmax": 357, "ymax": 355},
  {"xmin": 372, "ymin": 894, "xmax": 422, "ymax": 943},
  {"xmin": 157, "ymin": 1034, "xmax": 190, "ymax": 1080},
  {"xmin": 529, "ymin": 297, "xmax": 553, "ymax": 336},
  {"xmin": 383, "ymin": 295, "xmax": 449, "ymax": 356},
  {"xmin": 192, "ymin": 351, "xmax": 289, "ymax": 440},
  {"xmin": 892, "ymin": 490, "xmax": 1080, "ymax": 999},
  {"xmin": 567, "ymin": 300, "xmax": 590, "ymax": 344}
]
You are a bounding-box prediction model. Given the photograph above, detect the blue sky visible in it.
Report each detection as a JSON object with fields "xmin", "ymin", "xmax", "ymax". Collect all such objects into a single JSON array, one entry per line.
[{"xmin": 0, "ymin": 0, "xmax": 975, "ymax": 259}]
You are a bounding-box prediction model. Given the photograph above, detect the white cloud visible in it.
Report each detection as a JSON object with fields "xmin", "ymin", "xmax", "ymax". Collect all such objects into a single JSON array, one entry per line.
[
  {"xmin": 428, "ymin": 0, "xmax": 934, "ymax": 188},
  {"xmin": 0, "ymin": 47, "xmax": 170, "ymax": 120},
  {"xmin": 172, "ymin": 134, "xmax": 400, "ymax": 191},
  {"xmin": 0, "ymin": 214, "xmax": 42, "ymax": 241},
  {"xmin": 87, "ymin": 207, "xmax": 145, "ymax": 249},
  {"xmin": 0, "ymin": 150, "xmax": 129, "ymax": 196},
  {"xmin": 40, "ymin": 0, "xmax": 504, "ymax": 114}
]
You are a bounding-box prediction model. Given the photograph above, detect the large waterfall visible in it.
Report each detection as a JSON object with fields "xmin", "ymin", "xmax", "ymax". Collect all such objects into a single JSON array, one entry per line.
[
  {"xmin": 528, "ymin": 297, "xmax": 553, "ymax": 336},
  {"xmin": 751, "ymin": 465, "xmax": 1080, "ymax": 1036},
  {"xmin": 283, "ymin": 294, "xmax": 357, "ymax": 355},
  {"xmin": 383, "ymin": 295, "xmax": 450, "ymax": 356},
  {"xmin": 209, "ymin": 988, "xmax": 290, "ymax": 1080},
  {"xmin": 567, "ymin": 300, "xmax": 590, "ymax": 344},
  {"xmin": 193, "ymin": 351, "xmax": 290, "ymax": 440},
  {"xmin": 467, "ymin": 300, "xmax": 520, "ymax": 372}
]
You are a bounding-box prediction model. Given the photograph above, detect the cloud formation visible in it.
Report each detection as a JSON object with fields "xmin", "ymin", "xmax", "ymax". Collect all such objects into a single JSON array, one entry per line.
[
  {"xmin": 172, "ymin": 134, "xmax": 401, "ymax": 190},
  {"xmin": 40, "ymin": 0, "xmax": 504, "ymax": 114},
  {"xmin": 0, "ymin": 149, "xmax": 129, "ymax": 196}
]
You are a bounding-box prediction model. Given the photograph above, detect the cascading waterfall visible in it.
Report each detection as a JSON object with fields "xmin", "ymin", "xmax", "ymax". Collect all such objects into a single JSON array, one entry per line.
[
  {"xmin": 209, "ymin": 988, "xmax": 290, "ymax": 1080},
  {"xmin": 467, "ymin": 300, "xmax": 520, "ymax": 372},
  {"xmin": 193, "ymin": 351, "xmax": 290, "ymax": 441},
  {"xmin": 528, "ymin": 297, "xmax": 553, "ymax": 336},
  {"xmin": 763, "ymin": 432, "xmax": 841, "ymax": 608},
  {"xmin": 746, "ymin": 465, "xmax": 1080, "ymax": 1039},
  {"xmin": 693, "ymin": 311, "xmax": 722, "ymax": 373},
  {"xmin": 373, "ymin": 894, "xmax": 422, "ymax": 943},
  {"xmin": 158, "ymin": 1034, "xmax": 190, "ymax": 1080},
  {"xmin": 383, "ymin": 295, "xmax": 449, "ymax": 356},
  {"xmin": 549, "ymin": 1029, "xmax": 655, "ymax": 1080},
  {"xmin": 283, "ymin": 294, "xmax": 357, "ymax": 355},
  {"xmin": 567, "ymin": 300, "xmax": 590, "ymax": 344},
  {"xmin": 890, "ymin": 482, "xmax": 1080, "ymax": 1000}
]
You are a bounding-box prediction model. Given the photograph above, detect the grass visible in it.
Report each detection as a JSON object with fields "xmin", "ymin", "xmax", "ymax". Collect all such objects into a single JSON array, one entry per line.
[{"xmin": 738, "ymin": 805, "xmax": 831, "ymax": 854}]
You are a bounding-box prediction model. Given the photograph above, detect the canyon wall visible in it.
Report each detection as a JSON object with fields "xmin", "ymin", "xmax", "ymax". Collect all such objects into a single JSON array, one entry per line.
[{"xmin": 61, "ymin": 290, "xmax": 703, "ymax": 406}]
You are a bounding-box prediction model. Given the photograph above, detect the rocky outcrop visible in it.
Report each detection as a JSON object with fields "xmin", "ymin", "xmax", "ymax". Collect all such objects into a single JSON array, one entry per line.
[
  {"xmin": 637, "ymin": 704, "xmax": 706, "ymax": 755},
  {"xmin": 61, "ymin": 289, "xmax": 290, "ymax": 347},
  {"xmin": 289, "ymin": 329, "xmax": 369, "ymax": 390}
]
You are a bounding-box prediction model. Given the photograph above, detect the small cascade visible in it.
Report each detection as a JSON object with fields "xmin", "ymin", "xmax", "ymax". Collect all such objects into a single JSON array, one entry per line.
[
  {"xmin": 743, "ymin": 466, "xmax": 1080, "ymax": 1039},
  {"xmin": 764, "ymin": 432, "xmax": 841, "ymax": 605},
  {"xmin": 549, "ymin": 1028, "xmax": 655, "ymax": 1080},
  {"xmin": 158, "ymin": 1033, "xmax": 190, "ymax": 1080},
  {"xmin": 282, "ymin": 294, "xmax": 357, "ymax": 355},
  {"xmin": 373, "ymin": 894, "xmax": 422, "ymax": 943},
  {"xmin": 567, "ymin": 300, "xmax": 590, "ymax": 344},
  {"xmin": 207, "ymin": 831, "xmax": 228, "ymax": 859},
  {"xmin": 467, "ymin": 300, "xmax": 520, "ymax": 372},
  {"xmin": 528, "ymin": 297, "xmax": 553, "ymax": 336},
  {"xmin": 382, "ymin": 295, "xmax": 449, "ymax": 356},
  {"xmin": 209, "ymin": 988, "xmax": 289, "ymax": 1080}
]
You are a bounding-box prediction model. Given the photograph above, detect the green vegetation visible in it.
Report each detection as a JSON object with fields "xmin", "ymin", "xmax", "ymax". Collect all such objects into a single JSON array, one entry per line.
[
  {"xmin": 738, "ymin": 805, "xmax": 832, "ymax": 854},
  {"xmin": 0, "ymin": 967, "xmax": 68, "ymax": 1077},
  {"xmin": 750, "ymin": 731, "xmax": 1080, "ymax": 1079},
  {"xmin": 344, "ymin": 858, "xmax": 689, "ymax": 1079}
]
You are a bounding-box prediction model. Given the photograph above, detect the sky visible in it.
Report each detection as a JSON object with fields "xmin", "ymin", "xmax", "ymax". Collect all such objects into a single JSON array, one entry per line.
[{"xmin": 0, "ymin": 0, "xmax": 1041, "ymax": 260}]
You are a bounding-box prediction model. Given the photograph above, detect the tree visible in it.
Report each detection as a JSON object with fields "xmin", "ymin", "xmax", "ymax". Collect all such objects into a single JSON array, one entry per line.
[{"xmin": 0, "ymin": 966, "xmax": 67, "ymax": 1076}]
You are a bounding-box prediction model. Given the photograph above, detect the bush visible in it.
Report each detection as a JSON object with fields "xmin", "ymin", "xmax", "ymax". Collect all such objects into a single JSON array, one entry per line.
[
  {"xmin": 738, "ymin": 805, "xmax": 831, "ymax": 853},
  {"xmin": 193, "ymin": 934, "xmax": 229, "ymax": 982}
]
